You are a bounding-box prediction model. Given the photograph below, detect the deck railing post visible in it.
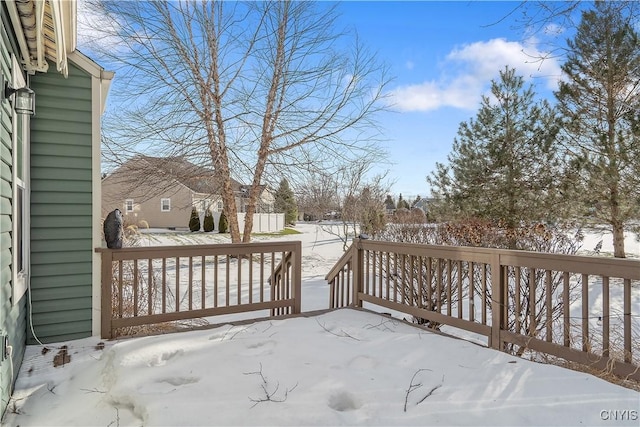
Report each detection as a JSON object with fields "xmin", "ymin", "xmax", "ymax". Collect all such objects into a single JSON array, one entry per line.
[
  {"xmin": 490, "ymin": 252, "xmax": 505, "ymax": 350},
  {"xmin": 293, "ymin": 241, "xmax": 302, "ymax": 314},
  {"xmin": 352, "ymin": 238, "xmax": 364, "ymax": 308},
  {"xmin": 99, "ymin": 249, "xmax": 114, "ymax": 339}
]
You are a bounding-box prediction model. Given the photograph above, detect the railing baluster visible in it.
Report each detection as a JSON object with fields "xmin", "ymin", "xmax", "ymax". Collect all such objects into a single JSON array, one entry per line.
[
  {"xmin": 118, "ymin": 260, "xmax": 123, "ymax": 318},
  {"xmin": 624, "ymin": 278, "xmax": 631, "ymax": 363},
  {"xmin": 417, "ymin": 256, "xmax": 423, "ymax": 309},
  {"xmin": 457, "ymin": 260, "xmax": 463, "ymax": 319},
  {"xmin": 582, "ymin": 273, "xmax": 589, "ymax": 352},
  {"xmin": 175, "ymin": 257, "xmax": 180, "ymax": 312},
  {"xmin": 378, "ymin": 251, "xmax": 383, "ymax": 298},
  {"xmin": 237, "ymin": 253, "xmax": 242, "ymax": 305},
  {"xmin": 249, "ymin": 253, "xmax": 253, "ymax": 304},
  {"xmin": 468, "ymin": 262, "xmax": 474, "ymax": 322},
  {"xmin": 133, "ymin": 260, "xmax": 139, "ymax": 317},
  {"xmin": 529, "ymin": 268, "xmax": 535, "ymax": 336},
  {"xmin": 214, "ymin": 255, "xmax": 219, "ymax": 308},
  {"xmin": 393, "ymin": 253, "xmax": 398, "ymax": 303},
  {"xmin": 201, "ymin": 255, "xmax": 206, "ymax": 309},
  {"xmin": 270, "ymin": 252, "xmax": 275, "ymax": 304},
  {"xmin": 188, "ymin": 257, "xmax": 193, "ymax": 311},
  {"xmin": 401, "ymin": 254, "xmax": 406, "ymax": 304},
  {"xmin": 148, "ymin": 258, "xmax": 153, "ymax": 316},
  {"xmin": 226, "ymin": 255, "xmax": 231, "ymax": 307},
  {"xmin": 426, "ymin": 257, "xmax": 432, "ymax": 312},
  {"xmin": 436, "ymin": 259, "xmax": 442, "ymax": 313},
  {"xmin": 447, "ymin": 260, "xmax": 452, "ymax": 317},
  {"xmin": 409, "ymin": 255, "xmax": 415, "ymax": 307},
  {"xmin": 481, "ymin": 263, "xmax": 487, "ymax": 325},
  {"xmin": 365, "ymin": 250, "xmax": 370, "ymax": 296},
  {"xmin": 545, "ymin": 270, "xmax": 552, "ymax": 342},
  {"xmin": 602, "ymin": 276, "xmax": 610, "ymax": 358},
  {"xmin": 260, "ymin": 253, "xmax": 265, "ymax": 303},
  {"xmin": 515, "ymin": 266, "xmax": 521, "ymax": 335},
  {"xmin": 563, "ymin": 271, "xmax": 570, "ymax": 347},
  {"xmin": 161, "ymin": 258, "xmax": 166, "ymax": 314}
]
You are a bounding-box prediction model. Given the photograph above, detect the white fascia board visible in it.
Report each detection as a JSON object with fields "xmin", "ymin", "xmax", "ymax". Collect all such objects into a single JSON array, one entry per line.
[{"xmin": 68, "ymin": 51, "xmax": 114, "ymax": 113}]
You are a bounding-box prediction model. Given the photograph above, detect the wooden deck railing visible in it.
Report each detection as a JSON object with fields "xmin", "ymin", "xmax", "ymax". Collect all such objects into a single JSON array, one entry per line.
[
  {"xmin": 96, "ymin": 241, "xmax": 301, "ymax": 339},
  {"xmin": 326, "ymin": 238, "xmax": 640, "ymax": 381}
]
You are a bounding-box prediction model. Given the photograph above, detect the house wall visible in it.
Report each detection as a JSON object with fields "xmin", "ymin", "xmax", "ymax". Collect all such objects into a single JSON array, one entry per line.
[
  {"xmin": 0, "ymin": 13, "xmax": 27, "ymax": 416},
  {"xmin": 102, "ymin": 174, "xmax": 194, "ymax": 229},
  {"xmin": 28, "ymin": 61, "xmax": 95, "ymax": 343}
]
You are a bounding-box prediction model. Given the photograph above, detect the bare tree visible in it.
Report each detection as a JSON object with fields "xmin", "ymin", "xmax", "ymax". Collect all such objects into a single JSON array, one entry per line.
[
  {"xmin": 317, "ymin": 159, "xmax": 391, "ymax": 251},
  {"xmin": 86, "ymin": 0, "xmax": 390, "ymax": 242},
  {"xmin": 296, "ymin": 170, "xmax": 340, "ymax": 221}
]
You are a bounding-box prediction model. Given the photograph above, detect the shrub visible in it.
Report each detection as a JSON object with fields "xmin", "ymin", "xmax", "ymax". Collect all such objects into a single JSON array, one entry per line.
[
  {"xmin": 377, "ymin": 219, "xmax": 584, "ymax": 345},
  {"xmin": 203, "ymin": 208, "xmax": 214, "ymax": 232},
  {"xmin": 218, "ymin": 210, "xmax": 228, "ymax": 233},
  {"xmin": 189, "ymin": 207, "xmax": 200, "ymax": 232}
]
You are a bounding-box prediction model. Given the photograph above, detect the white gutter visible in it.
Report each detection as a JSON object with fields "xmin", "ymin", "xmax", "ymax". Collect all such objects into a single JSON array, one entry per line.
[
  {"xmin": 49, "ymin": 0, "xmax": 71, "ymax": 77},
  {"xmin": 35, "ymin": 0, "xmax": 47, "ymax": 71}
]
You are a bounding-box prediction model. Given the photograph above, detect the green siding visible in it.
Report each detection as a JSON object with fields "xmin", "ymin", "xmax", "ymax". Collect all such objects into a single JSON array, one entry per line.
[
  {"xmin": 29, "ymin": 61, "xmax": 94, "ymax": 344},
  {"xmin": 0, "ymin": 11, "xmax": 27, "ymax": 417}
]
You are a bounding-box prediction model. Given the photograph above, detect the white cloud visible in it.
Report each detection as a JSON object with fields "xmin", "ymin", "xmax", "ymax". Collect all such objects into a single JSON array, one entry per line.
[{"xmin": 389, "ymin": 38, "xmax": 562, "ymax": 112}]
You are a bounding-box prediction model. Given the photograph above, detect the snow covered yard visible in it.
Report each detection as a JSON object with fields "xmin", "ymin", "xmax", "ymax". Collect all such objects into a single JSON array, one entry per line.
[
  {"xmin": 3, "ymin": 223, "xmax": 639, "ymax": 426},
  {"xmin": 4, "ymin": 309, "xmax": 639, "ymax": 426}
]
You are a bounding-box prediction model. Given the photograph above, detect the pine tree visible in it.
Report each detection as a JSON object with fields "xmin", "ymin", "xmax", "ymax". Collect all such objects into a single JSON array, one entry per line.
[
  {"xmin": 384, "ymin": 194, "xmax": 396, "ymax": 212},
  {"xmin": 397, "ymin": 194, "xmax": 410, "ymax": 210},
  {"xmin": 555, "ymin": 2, "xmax": 640, "ymax": 258},
  {"xmin": 188, "ymin": 207, "xmax": 201, "ymax": 232},
  {"xmin": 274, "ymin": 178, "xmax": 298, "ymax": 226},
  {"xmin": 218, "ymin": 210, "xmax": 228, "ymax": 233},
  {"xmin": 428, "ymin": 67, "xmax": 563, "ymax": 247},
  {"xmin": 203, "ymin": 208, "xmax": 214, "ymax": 232},
  {"xmin": 412, "ymin": 195, "xmax": 421, "ymax": 208}
]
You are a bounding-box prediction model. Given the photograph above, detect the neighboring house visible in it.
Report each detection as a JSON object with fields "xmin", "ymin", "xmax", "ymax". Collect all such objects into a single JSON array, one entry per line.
[
  {"xmin": 1, "ymin": 0, "xmax": 113, "ymax": 416},
  {"xmin": 412, "ymin": 197, "xmax": 433, "ymax": 215},
  {"xmin": 102, "ymin": 156, "xmax": 276, "ymax": 230}
]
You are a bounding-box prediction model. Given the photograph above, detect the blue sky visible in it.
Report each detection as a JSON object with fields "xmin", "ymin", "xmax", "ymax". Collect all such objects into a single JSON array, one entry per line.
[
  {"xmin": 80, "ymin": 1, "xmax": 575, "ymax": 199},
  {"xmin": 332, "ymin": 1, "xmax": 569, "ymax": 199}
]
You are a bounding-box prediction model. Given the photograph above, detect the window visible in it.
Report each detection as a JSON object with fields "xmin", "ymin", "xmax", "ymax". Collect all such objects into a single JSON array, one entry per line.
[
  {"xmin": 125, "ymin": 199, "xmax": 134, "ymax": 212},
  {"xmin": 10, "ymin": 54, "xmax": 29, "ymax": 304},
  {"xmin": 161, "ymin": 198, "xmax": 171, "ymax": 212}
]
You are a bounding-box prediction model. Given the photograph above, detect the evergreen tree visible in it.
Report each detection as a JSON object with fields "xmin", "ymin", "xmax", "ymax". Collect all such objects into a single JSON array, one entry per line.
[
  {"xmin": 188, "ymin": 207, "xmax": 201, "ymax": 232},
  {"xmin": 384, "ymin": 194, "xmax": 396, "ymax": 211},
  {"xmin": 397, "ymin": 193, "xmax": 410, "ymax": 210},
  {"xmin": 428, "ymin": 67, "xmax": 563, "ymax": 247},
  {"xmin": 203, "ymin": 208, "xmax": 214, "ymax": 232},
  {"xmin": 555, "ymin": 2, "xmax": 640, "ymax": 258},
  {"xmin": 274, "ymin": 178, "xmax": 298, "ymax": 225},
  {"xmin": 218, "ymin": 210, "xmax": 228, "ymax": 233},
  {"xmin": 412, "ymin": 195, "xmax": 421, "ymax": 208}
]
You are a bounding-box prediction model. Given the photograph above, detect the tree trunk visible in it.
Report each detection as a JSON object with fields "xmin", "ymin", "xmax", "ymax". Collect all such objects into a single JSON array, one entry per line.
[{"xmin": 612, "ymin": 221, "xmax": 626, "ymax": 258}]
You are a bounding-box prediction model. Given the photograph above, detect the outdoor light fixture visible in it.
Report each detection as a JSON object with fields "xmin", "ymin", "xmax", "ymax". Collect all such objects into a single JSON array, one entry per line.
[{"xmin": 1, "ymin": 74, "xmax": 35, "ymax": 116}]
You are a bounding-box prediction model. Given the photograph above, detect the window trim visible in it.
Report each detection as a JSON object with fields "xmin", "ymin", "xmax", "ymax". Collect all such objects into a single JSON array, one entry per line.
[
  {"xmin": 10, "ymin": 54, "xmax": 30, "ymax": 305},
  {"xmin": 125, "ymin": 199, "xmax": 134, "ymax": 213},
  {"xmin": 161, "ymin": 198, "xmax": 171, "ymax": 212}
]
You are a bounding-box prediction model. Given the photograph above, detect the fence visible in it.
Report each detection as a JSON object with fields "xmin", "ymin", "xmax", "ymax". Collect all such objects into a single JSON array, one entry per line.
[
  {"xmin": 326, "ymin": 238, "xmax": 640, "ymax": 381},
  {"xmin": 96, "ymin": 241, "xmax": 301, "ymax": 338},
  {"xmin": 236, "ymin": 213, "xmax": 285, "ymax": 233}
]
